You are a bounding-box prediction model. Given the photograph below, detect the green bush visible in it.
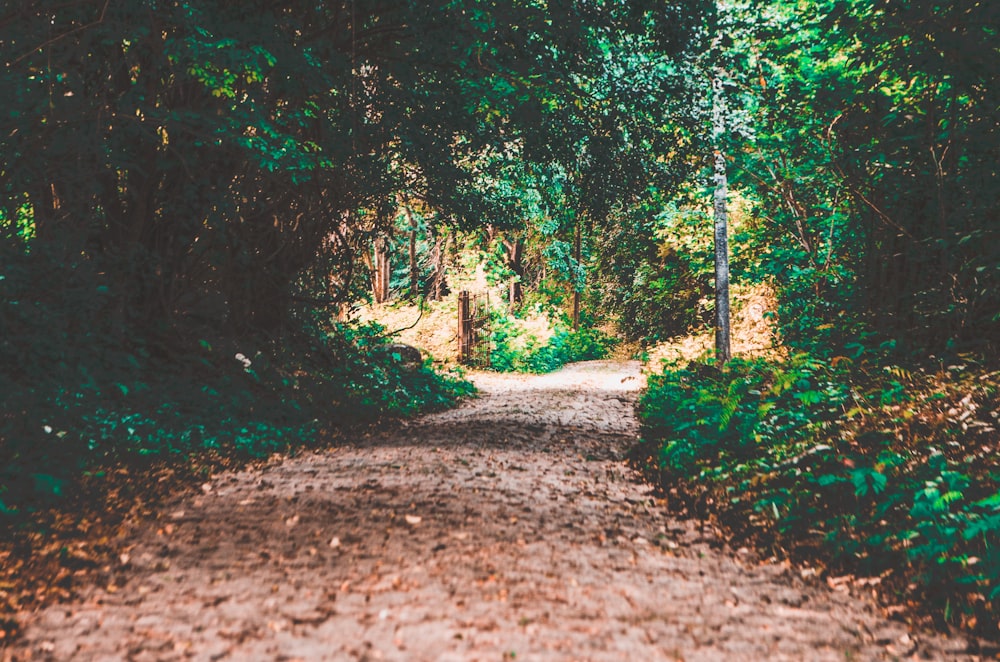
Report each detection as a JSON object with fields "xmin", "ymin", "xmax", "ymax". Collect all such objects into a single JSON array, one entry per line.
[
  {"xmin": 636, "ymin": 352, "xmax": 1000, "ymax": 630},
  {"xmin": 489, "ymin": 315, "xmax": 615, "ymax": 374}
]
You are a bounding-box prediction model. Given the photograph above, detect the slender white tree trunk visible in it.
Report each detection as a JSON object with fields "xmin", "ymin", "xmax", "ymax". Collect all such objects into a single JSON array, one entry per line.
[
  {"xmin": 712, "ymin": 72, "xmax": 732, "ymax": 364},
  {"xmin": 572, "ymin": 220, "xmax": 582, "ymax": 330}
]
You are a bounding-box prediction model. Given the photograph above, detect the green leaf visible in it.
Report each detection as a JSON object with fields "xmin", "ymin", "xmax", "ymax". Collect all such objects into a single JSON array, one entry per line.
[
  {"xmin": 974, "ymin": 493, "xmax": 1000, "ymax": 510},
  {"xmin": 851, "ymin": 468, "xmax": 887, "ymax": 497},
  {"xmin": 32, "ymin": 473, "xmax": 65, "ymax": 498},
  {"xmin": 794, "ymin": 390, "xmax": 824, "ymax": 405},
  {"xmin": 818, "ymin": 473, "xmax": 846, "ymax": 487}
]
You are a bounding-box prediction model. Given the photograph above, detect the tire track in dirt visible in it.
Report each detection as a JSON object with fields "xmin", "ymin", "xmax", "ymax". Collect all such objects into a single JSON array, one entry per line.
[{"xmin": 6, "ymin": 361, "xmax": 978, "ymax": 660}]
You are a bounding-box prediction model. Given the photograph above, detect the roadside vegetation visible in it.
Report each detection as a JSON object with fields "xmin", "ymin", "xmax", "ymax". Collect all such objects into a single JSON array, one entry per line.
[
  {"xmin": 637, "ymin": 351, "xmax": 1000, "ymax": 633},
  {"xmin": 631, "ymin": 1, "xmax": 999, "ymax": 635}
]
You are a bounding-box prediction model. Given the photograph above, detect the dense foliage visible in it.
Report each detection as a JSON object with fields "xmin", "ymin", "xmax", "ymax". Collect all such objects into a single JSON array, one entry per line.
[
  {"xmin": 1, "ymin": 0, "xmax": 708, "ymax": 329},
  {"xmin": 636, "ymin": 0, "xmax": 1000, "ymax": 634},
  {"xmin": 0, "ymin": 237, "xmax": 473, "ymax": 522},
  {"xmin": 638, "ymin": 352, "xmax": 1000, "ymax": 630},
  {"xmin": 727, "ymin": 0, "xmax": 999, "ymax": 355},
  {"xmin": 490, "ymin": 314, "xmax": 616, "ymax": 374},
  {"xmin": 589, "ymin": 197, "xmax": 715, "ymax": 343}
]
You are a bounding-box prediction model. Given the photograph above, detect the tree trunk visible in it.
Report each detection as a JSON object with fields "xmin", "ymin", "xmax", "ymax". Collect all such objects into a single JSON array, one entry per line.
[
  {"xmin": 427, "ymin": 232, "xmax": 448, "ymax": 301},
  {"xmin": 372, "ymin": 235, "xmax": 391, "ymax": 303},
  {"xmin": 504, "ymin": 234, "xmax": 524, "ymax": 309},
  {"xmin": 572, "ymin": 222, "xmax": 583, "ymax": 330},
  {"xmin": 712, "ymin": 72, "xmax": 732, "ymax": 365},
  {"xmin": 402, "ymin": 203, "xmax": 419, "ymax": 298}
]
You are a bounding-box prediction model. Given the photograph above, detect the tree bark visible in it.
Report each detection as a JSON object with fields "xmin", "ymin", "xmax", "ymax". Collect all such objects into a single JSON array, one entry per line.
[
  {"xmin": 712, "ymin": 72, "xmax": 732, "ymax": 365},
  {"xmin": 572, "ymin": 220, "xmax": 582, "ymax": 330},
  {"xmin": 372, "ymin": 235, "xmax": 392, "ymax": 303},
  {"xmin": 427, "ymin": 232, "xmax": 448, "ymax": 301},
  {"xmin": 504, "ymin": 234, "xmax": 524, "ymax": 309},
  {"xmin": 402, "ymin": 203, "xmax": 419, "ymax": 298}
]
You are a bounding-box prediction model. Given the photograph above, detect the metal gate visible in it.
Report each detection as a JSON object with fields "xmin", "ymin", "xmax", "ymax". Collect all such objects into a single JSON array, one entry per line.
[{"xmin": 457, "ymin": 290, "xmax": 491, "ymax": 367}]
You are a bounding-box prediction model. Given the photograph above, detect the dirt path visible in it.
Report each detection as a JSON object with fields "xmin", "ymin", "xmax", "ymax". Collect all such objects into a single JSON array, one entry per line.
[{"xmin": 7, "ymin": 361, "xmax": 979, "ymax": 661}]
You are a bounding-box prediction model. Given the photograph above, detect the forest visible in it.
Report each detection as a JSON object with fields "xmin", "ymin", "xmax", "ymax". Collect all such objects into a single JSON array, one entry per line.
[{"xmin": 1, "ymin": 0, "xmax": 998, "ymax": 642}]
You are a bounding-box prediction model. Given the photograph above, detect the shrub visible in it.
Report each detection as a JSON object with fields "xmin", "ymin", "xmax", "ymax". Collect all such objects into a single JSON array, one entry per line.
[
  {"xmin": 489, "ymin": 314, "xmax": 615, "ymax": 374},
  {"xmin": 636, "ymin": 352, "xmax": 1000, "ymax": 631}
]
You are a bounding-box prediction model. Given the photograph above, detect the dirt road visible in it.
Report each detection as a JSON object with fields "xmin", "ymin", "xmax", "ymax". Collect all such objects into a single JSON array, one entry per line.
[{"xmin": 7, "ymin": 361, "xmax": 978, "ymax": 660}]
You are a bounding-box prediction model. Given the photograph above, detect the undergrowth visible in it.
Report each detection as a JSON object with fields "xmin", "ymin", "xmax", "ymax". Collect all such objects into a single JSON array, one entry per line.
[
  {"xmin": 0, "ymin": 249, "xmax": 473, "ymax": 528},
  {"xmin": 489, "ymin": 314, "xmax": 615, "ymax": 373},
  {"xmin": 635, "ymin": 349, "xmax": 1000, "ymax": 633}
]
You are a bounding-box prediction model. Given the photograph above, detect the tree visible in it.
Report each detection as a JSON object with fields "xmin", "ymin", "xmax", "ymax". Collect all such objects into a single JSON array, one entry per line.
[
  {"xmin": 2, "ymin": 1, "xmax": 710, "ymax": 337},
  {"xmin": 711, "ymin": 70, "xmax": 732, "ymax": 364},
  {"xmin": 713, "ymin": 0, "xmax": 999, "ymax": 357}
]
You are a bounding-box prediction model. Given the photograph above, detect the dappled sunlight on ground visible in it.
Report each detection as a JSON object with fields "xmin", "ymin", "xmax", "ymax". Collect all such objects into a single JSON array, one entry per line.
[
  {"xmin": 469, "ymin": 360, "xmax": 645, "ymax": 395},
  {"xmin": 645, "ymin": 283, "xmax": 783, "ymax": 371}
]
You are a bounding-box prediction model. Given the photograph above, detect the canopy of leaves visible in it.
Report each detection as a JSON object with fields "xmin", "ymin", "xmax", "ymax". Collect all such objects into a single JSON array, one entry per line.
[
  {"xmin": 718, "ymin": 0, "xmax": 1000, "ymax": 356},
  {"xmin": 1, "ymin": 0, "xmax": 710, "ymax": 331}
]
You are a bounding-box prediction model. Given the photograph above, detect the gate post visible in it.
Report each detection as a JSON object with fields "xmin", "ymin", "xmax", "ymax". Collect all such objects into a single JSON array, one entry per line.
[{"xmin": 458, "ymin": 290, "xmax": 470, "ymax": 363}]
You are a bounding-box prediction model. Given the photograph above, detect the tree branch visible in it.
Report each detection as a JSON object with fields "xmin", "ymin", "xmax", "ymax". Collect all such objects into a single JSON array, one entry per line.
[{"xmin": 9, "ymin": 0, "xmax": 110, "ymax": 67}]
